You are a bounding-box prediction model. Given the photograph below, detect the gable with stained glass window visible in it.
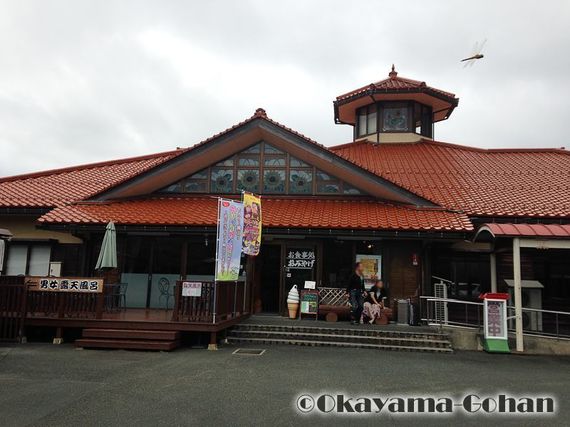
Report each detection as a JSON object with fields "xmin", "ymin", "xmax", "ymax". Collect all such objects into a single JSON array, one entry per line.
[{"xmin": 160, "ymin": 141, "xmax": 366, "ymax": 195}]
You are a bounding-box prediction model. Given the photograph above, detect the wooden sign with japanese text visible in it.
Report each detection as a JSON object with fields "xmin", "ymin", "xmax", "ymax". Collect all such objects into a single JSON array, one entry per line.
[
  {"xmin": 286, "ymin": 250, "xmax": 316, "ymax": 270},
  {"xmin": 26, "ymin": 276, "xmax": 104, "ymax": 293}
]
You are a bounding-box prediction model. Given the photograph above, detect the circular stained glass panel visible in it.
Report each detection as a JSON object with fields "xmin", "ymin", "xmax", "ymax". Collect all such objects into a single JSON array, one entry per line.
[
  {"xmin": 289, "ymin": 169, "xmax": 313, "ymax": 194},
  {"xmin": 237, "ymin": 169, "xmax": 259, "ymax": 192}
]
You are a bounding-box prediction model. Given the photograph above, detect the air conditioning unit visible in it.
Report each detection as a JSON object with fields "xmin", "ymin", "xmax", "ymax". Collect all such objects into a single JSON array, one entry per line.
[
  {"xmin": 433, "ymin": 280, "xmax": 448, "ymax": 324},
  {"xmin": 505, "ymin": 280, "xmax": 543, "ymax": 332}
]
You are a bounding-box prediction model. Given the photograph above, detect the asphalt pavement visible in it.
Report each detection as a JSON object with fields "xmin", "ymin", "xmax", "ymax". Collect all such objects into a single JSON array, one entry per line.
[{"xmin": 0, "ymin": 342, "xmax": 568, "ymax": 426}]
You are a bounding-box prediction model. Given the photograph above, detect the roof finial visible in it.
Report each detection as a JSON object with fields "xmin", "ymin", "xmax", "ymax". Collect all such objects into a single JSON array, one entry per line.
[
  {"xmin": 389, "ymin": 64, "xmax": 397, "ymax": 78},
  {"xmin": 254, "ymin": 108, "xmax": 267, "ymax": 118}
]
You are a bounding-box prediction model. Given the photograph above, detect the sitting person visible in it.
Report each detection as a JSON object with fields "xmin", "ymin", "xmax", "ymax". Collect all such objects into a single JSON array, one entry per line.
[{"xmin": 362, "ymin": 280, "xmax": 387, "ymax": 324}]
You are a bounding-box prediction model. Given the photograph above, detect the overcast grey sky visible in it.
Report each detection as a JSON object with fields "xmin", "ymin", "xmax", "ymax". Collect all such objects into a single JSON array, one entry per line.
[{"xmin": 1, "ymin": 0, "xmax": 569, "ymax": 176}]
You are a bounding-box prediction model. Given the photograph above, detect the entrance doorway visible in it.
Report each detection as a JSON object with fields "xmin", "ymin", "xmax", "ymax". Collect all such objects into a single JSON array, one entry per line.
[
  {"xmin": 282, "ymin": 244, "xmax": 318, "ymax": 314},
  {"xmin": 253, "ymin": 242, "xmax": 320, "ymax": 315},
  {"xmin": 259, "ymin": 245, "xmax": 281, "ymax": 313}
]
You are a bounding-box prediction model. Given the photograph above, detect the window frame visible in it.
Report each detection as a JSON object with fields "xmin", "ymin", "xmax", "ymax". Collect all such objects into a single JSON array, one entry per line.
[
  {"xmin": 355, "ymin": 101, "xmax": 433, "ymax": 138},
  {"xmin": 5, "ymin": 241, "xmax": 52, "ymax": 276},
  {"xmin": 159, "ymin": 141, "xmax": 365, "ymax": 196}
]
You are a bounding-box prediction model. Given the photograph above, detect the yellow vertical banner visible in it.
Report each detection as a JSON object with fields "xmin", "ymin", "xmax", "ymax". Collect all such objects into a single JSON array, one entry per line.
[{"xmin": 242, "ymin": 192, "xmax": 262, "ymax": 256}]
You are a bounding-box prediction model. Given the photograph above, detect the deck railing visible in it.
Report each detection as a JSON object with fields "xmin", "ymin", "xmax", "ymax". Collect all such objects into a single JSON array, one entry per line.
[
  {"xmin": 26, "ymin": 291, "xmax": 104, "ymax": 319},
  {"xmin": 0, "ymin": 276, "xmax": 27, "ymax": 342},
  {"xmin": 172, "ymin": 281, "xmax": 247, "ymax": 324},
  {"xmin": 420, "ymin": 296, "xmax": 570, "ymax": 340},
  {"xmin": 1, "ymin": 276, "xmax": 249, "ymax": 327}
]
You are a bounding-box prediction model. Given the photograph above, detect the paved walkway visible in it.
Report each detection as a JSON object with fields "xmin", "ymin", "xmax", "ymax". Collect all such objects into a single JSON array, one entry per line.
[{"xmin": 0, "ymin": 342, "xmax": 568, "ymax": 426}]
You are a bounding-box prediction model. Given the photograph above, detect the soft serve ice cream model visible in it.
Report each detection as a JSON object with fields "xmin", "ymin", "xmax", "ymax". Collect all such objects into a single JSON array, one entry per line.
[{"xmin": 286, "ymin": 285, "xmax": 300, "ymax": 319}]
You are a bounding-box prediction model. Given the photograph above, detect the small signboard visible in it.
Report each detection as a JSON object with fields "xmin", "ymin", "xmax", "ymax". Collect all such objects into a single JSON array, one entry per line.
[
  {"xmin": 299, "ymin": 290, "xmax": 319, "ymax": 320},
  {"xmin": 26, "ymin": 276, "xmax": 104, "ymax": 293},
  {"xmin": 481, "ymin": 293, "xmax": 510, "ymax": 353},
  {"xmin": 182, "ymin": 281, "xmax": 202, "ymax": 297},
  {"xmin": 304, "ymin": 280, "xmax": 316, "ymax": 289}
]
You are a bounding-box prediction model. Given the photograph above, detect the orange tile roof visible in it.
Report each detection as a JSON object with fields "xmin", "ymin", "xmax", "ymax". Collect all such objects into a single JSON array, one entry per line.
[
  {"xmin": 475, "ymin": 223, "xmax": 570, "ymax": 239},
  {"xmin": 336, "ymin": 72, "xmax": 456, "ymax": 102},
  {"xmin": 38, "ymin": 197, "xmax": 473, "ymax": 231},
  {"xmin": 2, "ymin": 109, "xmax": 570, "ymax": 223},
  {"xmin": 0, "ymin": 150, "xmax": 182, "ymax": 208},
  {"xmin": 331, "ymin": 139, "xmax": 570, "ymax": 218},
  {"xmin": 0, "ymin": 109, "xmax": 326, "ymax": 209}
]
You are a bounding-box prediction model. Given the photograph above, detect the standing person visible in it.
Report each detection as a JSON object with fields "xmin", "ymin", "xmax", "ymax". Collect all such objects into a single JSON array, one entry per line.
[
  {"xmin": 363, "ymin": 280, "xmax": 387, "ymax": 324},
  {"xmin": 346, "ymin": 262, "xmax": 366, "ymax": 325}
]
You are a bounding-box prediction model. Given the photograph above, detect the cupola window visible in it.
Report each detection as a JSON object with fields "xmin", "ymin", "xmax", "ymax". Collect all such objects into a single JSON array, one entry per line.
[
  {"xmin": 355, "ymin": 101, "xmax": 432, "ymax": 138},
  {"xmin": 335, "ymin": 66, "xmax": 457, "ymax": 142}
]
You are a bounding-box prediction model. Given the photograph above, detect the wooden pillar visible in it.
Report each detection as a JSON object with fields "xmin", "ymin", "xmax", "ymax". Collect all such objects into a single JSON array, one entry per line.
[
  {"xmin": 53, "ymin": 327, "xmax": 64, "ymax": 345},
  {"xmin": 513, "ymin": 238, "xmax": 524, "ymax": 352},
  {"xmin": 208, "ymin": 332, "xmax": 218, "ymax": 351},
  {"xmin": 95, "ymin": 291, "xmax": 104, "ymax": 319},
  {"xmin": 180, "ymin": 240, "xmax": 188, "ymax": 280},
  {"xmin": 490, "ymin": 252, "xmax": 497, "ymax": 293}
]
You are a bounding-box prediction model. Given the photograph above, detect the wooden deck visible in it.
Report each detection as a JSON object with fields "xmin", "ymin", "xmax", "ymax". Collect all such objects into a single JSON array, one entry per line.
[
  {"xmin": 1, "ymin": 277, "xmax": 251, "ymax": 342},
  {"xmin": 25, "ymin": 308, "xmax": 250, "ymax": 332}
]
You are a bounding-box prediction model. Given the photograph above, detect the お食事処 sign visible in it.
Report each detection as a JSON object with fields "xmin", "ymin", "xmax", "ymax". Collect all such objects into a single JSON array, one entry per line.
[{"xmin": 286, "ymin": 250, "xmax": 315, "ymax": 270}]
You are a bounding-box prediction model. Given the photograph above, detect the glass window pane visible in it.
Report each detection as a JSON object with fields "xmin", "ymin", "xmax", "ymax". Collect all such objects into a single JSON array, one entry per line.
[
  {"xmin": 358, "ymin": 109, "xmax": 367, "ymax": 136},
  {"xmin": 289, "ymin": 169, "xmax": 313, "ymax": 194},
  {"xmin": 383, "ymin": 107, "xmax": 409, "ymax": 131},
  {"xmin": 6, "ymin": 245, "xmax": 28, "ymax": 275},
  {"xmin": 211, "ymin": 168, "xmax": 234, "ymax": 193},
  {"xmin": 238, "ymin": 156, "xmax": 260, "ymax": 167},
  {"xmin": 163, "ymin": 182, "xmax": 183, "ymax": 193},
  {"xmin": 264, "ymin": 156, "xmax": 286, "ymax": 167},
  {"xmin": 264, "ymin": 143, "xmax": 284, "ymax": 154},
  {"xmin": 215, "ymin": 158, "xmax": 234, "ymax": 167},
  {"xmin": 237, "ymin": 169, "xmax": 260, "ymax": 192},
  {"xmin": 184, "ymin": 180, "xmax": 207, "ymax": 192},
  {"xmin": 290, "ymin": 157, "xmax": 309, "ymax": 167},
  {"xmin": 263, "ymin": 169, "xmax": 286, "ymax": 193},
  {"xmin": 367, "ymin": 111, "xmax": 377, "ymax": 134},
  {"xmin": 243, "ymin": 143, "xmax": 261, "ymax": 153},
  {"xmin": 343, "ymin": 184, "xmax": 362, "ymax": 195},
  {"xmin": 29, "ymin": 246, "xmax": 51, "ymax": 276},
  {"xmin": 318, "ymin": 182, "xmax": 340, "ymax": 193},
  {"xmin": 189, "ymin": 170, "xmax": 208, "ymax": 180},
  {"xmin": 316, "ymin": 170, "xmax": 332, "ymax": 181},
  {"xmin": 316, "ymin": 170, "xmax": 340, "ymax": 193}
]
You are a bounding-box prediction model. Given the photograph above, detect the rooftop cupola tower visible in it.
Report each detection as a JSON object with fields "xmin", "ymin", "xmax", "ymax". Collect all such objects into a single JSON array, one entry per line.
[{"xmin": 333, "ymin": 65, "xmax": 459, "ymax": 143}]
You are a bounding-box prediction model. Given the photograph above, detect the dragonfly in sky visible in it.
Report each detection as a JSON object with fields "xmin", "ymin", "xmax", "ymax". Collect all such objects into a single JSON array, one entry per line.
[{"xmin": 461, "ymin": 39, "xmax": 487, "ymax": 67}]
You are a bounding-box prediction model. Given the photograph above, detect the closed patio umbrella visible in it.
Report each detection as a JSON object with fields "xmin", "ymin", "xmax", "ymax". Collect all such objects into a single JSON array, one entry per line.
[{"xmin": 95, "ymin": 221, "xmax": 117, "ymax": 270}]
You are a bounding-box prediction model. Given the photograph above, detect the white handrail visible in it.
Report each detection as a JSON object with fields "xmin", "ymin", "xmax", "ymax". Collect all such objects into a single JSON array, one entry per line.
[{"xmin": 420, "ymin": 296, "xmax": 483, "ymax": 306}]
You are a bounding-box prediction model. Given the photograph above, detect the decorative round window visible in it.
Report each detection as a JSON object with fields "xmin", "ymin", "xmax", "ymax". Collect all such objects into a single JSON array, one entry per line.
[
  {"xmin": 263, "ymin": 170, "xmax": 285, "ymax": 192},
  {"xmin": 238, "ymin": 170, "xmax": 259, "ymax": 191},
  {"xmin": 211, "ymin": 169, "xmax": 233, "ymax": 192},
  {"xmin": 290, "ymin": 170, "xmax": 312, "ymax": 194}
]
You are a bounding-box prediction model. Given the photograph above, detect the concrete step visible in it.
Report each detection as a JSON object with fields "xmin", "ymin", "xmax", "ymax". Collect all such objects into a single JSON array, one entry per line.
[
  {"xmin": 75, "ymin": 338, "xmax": 180, "ymax": 351},
  {"xmin": 82, "ymin": 328, "xmax": 180, "ymax": 341},
  {"xmin": 226, "ymin": 336, "xmax": 453, "ymax": 353},
  {"xmin": 229, "ymin": 330, "xmax": 452, "ymax": 348},
  {"xmin": 232, "ymin": 323, "xmax": 449, "ymax": 341},
  {"xmin": 227, "ymin": 323, "xmax": 453, "ymax": 353}
]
